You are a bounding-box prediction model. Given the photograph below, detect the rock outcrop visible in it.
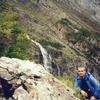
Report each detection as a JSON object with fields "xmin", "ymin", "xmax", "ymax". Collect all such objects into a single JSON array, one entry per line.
[{"xmin": 0, "ymin": 57, "xmax": 78, "ymax": 100}]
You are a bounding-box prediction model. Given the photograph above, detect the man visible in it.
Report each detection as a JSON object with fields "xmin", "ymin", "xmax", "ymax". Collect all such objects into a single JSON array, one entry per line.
[{"xmin": 74, "ymin": 67, "xmax": 100, "ymax": 100}]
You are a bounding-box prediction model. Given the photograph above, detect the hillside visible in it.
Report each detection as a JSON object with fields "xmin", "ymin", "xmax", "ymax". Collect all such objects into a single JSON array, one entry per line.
[
  {"xmin": 53, "ymin": 0, "xmax": 100, "ymax": 32},
  {"xmin": 0, "ymin": 0, "xmax": 100, "ymax": 99}
]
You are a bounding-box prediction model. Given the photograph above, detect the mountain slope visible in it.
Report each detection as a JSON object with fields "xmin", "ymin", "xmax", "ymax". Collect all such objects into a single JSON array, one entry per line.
[{"xmin": 53, "ymin": 0, "xmax": 100, "ymax": 32}]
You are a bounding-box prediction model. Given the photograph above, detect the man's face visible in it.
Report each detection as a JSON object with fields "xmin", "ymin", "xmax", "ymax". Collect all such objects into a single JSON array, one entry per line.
[{"xmin": 77, "ymin": 67, "xmax": 86, "ymax": 77}]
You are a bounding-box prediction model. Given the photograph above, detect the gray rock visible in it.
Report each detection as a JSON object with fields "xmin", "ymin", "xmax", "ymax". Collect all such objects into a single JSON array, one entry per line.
[{"xmin": 0, "ymin": 57, "xmax": 79, "ymax": 100}]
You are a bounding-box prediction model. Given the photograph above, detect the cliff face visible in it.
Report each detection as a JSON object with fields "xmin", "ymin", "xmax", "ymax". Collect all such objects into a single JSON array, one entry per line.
[
  {"xmin": 0, "ymin": 57, "xmax": 78, "ymax": 100},
  {"xmin": 53, "ymin": 0, "xmax": 100, "ymax": 32}
]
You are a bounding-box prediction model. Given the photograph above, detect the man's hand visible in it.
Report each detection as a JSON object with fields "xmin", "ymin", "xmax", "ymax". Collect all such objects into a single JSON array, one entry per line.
[
  {"xmin": 80, "ymin": 90, "xmax": 88, "ymax": 97},
  {"xmin": 90, "ymin": 96, "xmax": 96, "ymax": 100}
]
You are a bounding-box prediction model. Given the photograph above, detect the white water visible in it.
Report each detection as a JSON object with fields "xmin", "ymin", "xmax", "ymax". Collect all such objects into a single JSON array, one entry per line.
[{"xmin": 31, "ymin": 40, "xmax": 52, "ymax": 72}]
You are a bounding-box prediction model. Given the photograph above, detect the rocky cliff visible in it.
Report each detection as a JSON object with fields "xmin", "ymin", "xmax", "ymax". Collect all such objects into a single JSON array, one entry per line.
[
  {"xmin": 53, "ymin": 0, "xmax": 100, "ymax": 32},
  {"xmin": 0, "ymin": 57, "xmax": 78, "ymax": 100}
]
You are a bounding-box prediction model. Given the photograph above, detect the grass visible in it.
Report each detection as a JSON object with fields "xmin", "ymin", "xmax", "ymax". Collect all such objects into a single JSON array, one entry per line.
[
  {"xmin": 57, "ymin": 75, "xmax": 74, "ymax": 89},
  {"xmin": 56, "ymin": 75, "xmax": 82, "ymax": 99}
]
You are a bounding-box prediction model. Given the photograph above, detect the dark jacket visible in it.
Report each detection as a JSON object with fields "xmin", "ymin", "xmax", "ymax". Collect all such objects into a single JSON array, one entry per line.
[{"xmin": 74, "ymin": 72, "xmax": 100, "ymax": 99}]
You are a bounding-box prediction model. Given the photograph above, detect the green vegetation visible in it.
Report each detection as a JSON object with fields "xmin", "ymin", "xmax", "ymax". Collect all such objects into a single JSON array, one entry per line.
[
  {"xmin": 65, "ymin": 27, "xmax": 100, "ymax": 57},
  {"xmin": 0, "ymin": 0, "xmax": 9, "ymax": 12},
  {"xmin": 74, "ymin": 89, "xmax": 82, "ymax": 99},
  {"xmin": 65, "ymin": 27, "xmax": 100, "ymax": 43},
  {"xmin": 94, "ymin": 32, "xmax": 100, "ymax": 41},
  {"xmin": 57, "ymin": 75, "xmax": 74, "ymax": 89},
  {"xmin": 0, "ymin": 10, "xmax": 31, "ymax": 59},
  {"xmin": 38, "ymin": 39, "xmax": 65, "ymax": 49},
  {"xmin": 59, "ymin": 18, "xmax": 79, "ymax": 30},
  {"xmin": 57, "ymin": 75, "xmax": 82, "ymax": 99},
  {"xmin": 7, "ymin": 33, "xmax": 31, "ymax": 59},
  {"xmin": 60, "ymin": 18, "xmax": 72, "ymax": 26},
  {"xmin": 65, "ymin": 27, "xmax": 93, "ymax": 44}
]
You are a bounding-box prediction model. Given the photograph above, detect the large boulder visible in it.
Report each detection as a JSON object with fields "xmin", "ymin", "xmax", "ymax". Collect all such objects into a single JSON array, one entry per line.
[{"xmin": 0, "ymin": 57, "xmax": 78, "ymax": 100}]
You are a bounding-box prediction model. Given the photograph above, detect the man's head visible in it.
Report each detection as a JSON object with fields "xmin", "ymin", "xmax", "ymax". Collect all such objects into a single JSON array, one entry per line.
[{"xmin": 77, "ymin": 67, "xmax": 86, "ymax": 77}]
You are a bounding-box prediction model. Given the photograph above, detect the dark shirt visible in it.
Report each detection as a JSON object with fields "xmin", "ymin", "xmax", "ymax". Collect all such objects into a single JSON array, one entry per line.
[{"xmin": 81, "ymin": 78, "xmax": 93, "ymax": 99}]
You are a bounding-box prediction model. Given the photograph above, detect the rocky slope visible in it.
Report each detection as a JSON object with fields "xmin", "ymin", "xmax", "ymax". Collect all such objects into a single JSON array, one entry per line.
[
  {"xmin": 53, "ymin": 0, "xmax": 100, "ymax": 32},
  {"xmin": 10, "ymin": 0, "xmax": 100, "ymax": 77},
  {"xmin": 0, "ymin": 0, "xmax": 100, "ymax": 85},
  {"xmin": 0, "ymin": 57, "xmax": 78, "ymax": 100}
]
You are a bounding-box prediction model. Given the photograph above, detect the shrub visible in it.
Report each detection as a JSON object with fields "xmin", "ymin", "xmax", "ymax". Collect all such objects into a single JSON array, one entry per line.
[
  {"xmin": 38, "ymin": 39, "xmax": 50, "ymax": 46},
  {"xmin": 7, "ymin": 33, "xmax": 31, "ymax": 60},
  {"xmin": 0, "ymin": 0, "xmax": 9, "ymax": 12},
  {"xmin": 60, "ymin": 18, "xmax": 72, "ymax": 26},
  {"xmin": 65, "ymin": 27, "xmax": 97, "ymax": 43},
  {"xmin": 38, "ymin": 39, "xmax": 65, "ymax": 49},
  {"xmin": 0, "ymin": 12, "xmax": 31, "ymax": 59},
  {"xmin": 11, "ymin": 23, "xmax": 24, "ymax": 34},
  {"xmin": 50, "ymin": 41, "xmax": 65, "ymax": 49}
]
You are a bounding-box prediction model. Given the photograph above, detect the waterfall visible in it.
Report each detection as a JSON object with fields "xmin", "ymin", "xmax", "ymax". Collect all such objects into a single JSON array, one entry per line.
[{"xmin": 31, "ymin": 40, "xmax": 52, "ymax": 72}]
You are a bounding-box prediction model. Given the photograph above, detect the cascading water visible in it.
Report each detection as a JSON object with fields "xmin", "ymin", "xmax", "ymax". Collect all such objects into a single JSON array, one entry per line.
[{"xmin": 31, "ymin": 40, "xmax": 52, "ymax": 72}]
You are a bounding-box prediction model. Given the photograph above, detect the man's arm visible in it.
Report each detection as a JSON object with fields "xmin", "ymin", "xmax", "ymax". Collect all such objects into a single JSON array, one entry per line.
[
  {"xmin": 74, "ymin": 78, "xmax": 81, "ymax": 91},
  {"xmin": 89, "ymin": 75, "xmax": 100, "ymax": 97},
  {"xmin": 74, "ymin": 80, "xmax": 88, "ymax": 97}
]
